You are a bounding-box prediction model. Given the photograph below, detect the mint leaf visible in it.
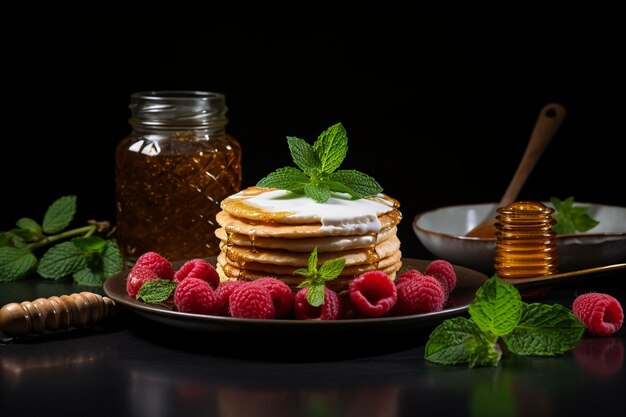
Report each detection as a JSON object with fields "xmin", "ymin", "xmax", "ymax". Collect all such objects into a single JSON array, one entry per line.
[
  {"xmin": 72, "ymin": 236, "xmax": 107, "ymax": 254},
  {"xmin": 0, "ymin": 231, "xmax": 10, "ymax": 247},
  {"xmin": 551, "ymin": 196, "xmax": 599, "ymax": 234},
  {"xmin": 306, "ymin": 284, "xmax": 325, "ymax": 307},
  {"xmin": 318, "ymin": 258, "xmax": 346, "ymax": 281},
  {"xmin": 425, "ymin": 317, "xmax": 501, "ymax": 367},
  {"xmin": 73, "ymin": 267, "xmax": 104, "ymax": 286},
  {"xmin": 43, "ymin": 195, "xmax": 77, "ymax": 233},
  {"xmin": 257, "ymin": 167, "xmax": 310, "ymax": 193},
  {"xmin": 37, "ymin": 241, "xmax": 87, "ymax": 279},
  {"xmin": 295, "ymin": 247, "xmax": 344, "ymax": 307},
  {"xmin": 503, "ymin": 303, "xmax": 585, "ymax": 356},
  {"xmin": 102, "ymin": 240, "xmax": 123, "ymax": 277},
  {"xmin": 10, "ymin": 228, "xmax": 40, "ymax": 243},
  {"xmin": 303, "ymin": 183, "xmax": 330, "ymax": 203},
  {"xmin": 68, "ymin": 241, "xmax": 122, "ymax": 286},
  {"xmin": 137, "ymin": 279, "xmax": 177, "ymax": 303},
  {"xmin": 469, "ymin": 275, "xmax": 522, "ymax": 337},
  {"xmin": 257, "ymin": 123, "xmax": 384, "ymax": 203},
  {"xmin": 287, "ymin": 136, "xmax": 320, "ymax": 173},
  {"xmin": 325, "ymin": 170, "xmax": 383, "ymax": 199},
  {"xmin": 0, "ymin": 247, "xmax": 37, "ymax": 281},
  {"xmin": 16, "ymin": 217, "xmax": 42, "ymax": 235},
  {"xmin": 312, "ymin": 122, "xmax": 347, "ymax": 174},
  {"xmin": 308, "ymin": 246, "xmax": 318, "ymax": 272}
]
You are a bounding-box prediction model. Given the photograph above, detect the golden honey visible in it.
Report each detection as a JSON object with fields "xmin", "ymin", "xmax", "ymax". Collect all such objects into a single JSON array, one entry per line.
[
  {"xmin": 115, "ymin": 91, "xmax": 242, "ymax": 262},
  {"xmin": 494, "ymin": 200, "xmax": 559, "ymax": 279}
]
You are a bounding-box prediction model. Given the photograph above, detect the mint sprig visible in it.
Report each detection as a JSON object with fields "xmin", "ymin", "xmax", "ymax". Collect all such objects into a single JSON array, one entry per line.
[
  {"xmin": 294, "ymin": 247, "xmax": 346, "ymax": 307},
  {"xmin": 0, "ymin": 195, "xmax": 122, "ymax": 286},
  {"xmin": 550, "ymin": 196, "xmax": 600, "ymax": 234},
  {"xmin": 425, "ymin": 276, "xmax": 585, "ymax": 367},
  {"xmin": 257, "ymin": 123, "xmax": 383, "ymax": 203},
  {"xmin": 137, "ymin": 279, "xmax": 177, "ymax": 304}
]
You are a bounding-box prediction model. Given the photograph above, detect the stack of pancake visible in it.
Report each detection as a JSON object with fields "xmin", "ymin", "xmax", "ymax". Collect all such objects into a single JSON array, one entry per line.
[{"xmin": 214, "ymin": 187, "xmax": 402, "ymax": 292}]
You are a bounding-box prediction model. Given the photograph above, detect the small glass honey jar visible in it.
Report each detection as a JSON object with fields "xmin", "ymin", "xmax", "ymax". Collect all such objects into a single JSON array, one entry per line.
[
  {"xmin": 115, "ymin": 91, "xmax": 242, "ymax": 263},
  {"xmin": 494, "ymin": 200, "xmax": 559, "ymax": 279}
]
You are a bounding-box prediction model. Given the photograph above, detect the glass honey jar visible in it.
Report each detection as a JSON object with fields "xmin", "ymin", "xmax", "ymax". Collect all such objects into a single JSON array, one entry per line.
[
  {"xmin": 494, "ymin": 200, "xmax": 559, "ymax": 279},
  {"xmin": 115, "ymin": 91, "xmax": 242, "ymax": 263}
]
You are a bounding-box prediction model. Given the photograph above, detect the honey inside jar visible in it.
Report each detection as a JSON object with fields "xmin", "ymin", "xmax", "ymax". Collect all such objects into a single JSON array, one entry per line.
[
  {"xmin": 115, "ymin": 91, "xmax": 242, "ymax": 262},
  {"xmin": 494, "ymin": 200, "xmax": 559, "ymax": 279}
]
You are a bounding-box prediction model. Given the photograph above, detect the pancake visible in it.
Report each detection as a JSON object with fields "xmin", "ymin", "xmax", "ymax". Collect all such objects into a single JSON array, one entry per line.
[
  {"xmin": 220, "ymin": 186, "xmax": 400, "ymax": 225},
  {"xmin": 217, "ymin": 251, "xmax": 402, "ymax": 278},
  {"xmin": 214, "ymin": 226, "xmax": 397, "ymax": 253},
  {"xmin": 216, "ymin": 259, "xmax": 403, "ymax": 293},
  {"xmin": 215, "ymin": 209, "xmax": 401, "ymax": 238},
  {"xmin": 213, "ymin": 186, "xmax": 403, "ymax": 292},
  {"xmin": 220, "ymin": 235, "xmax": 400, "ymax": 267}
]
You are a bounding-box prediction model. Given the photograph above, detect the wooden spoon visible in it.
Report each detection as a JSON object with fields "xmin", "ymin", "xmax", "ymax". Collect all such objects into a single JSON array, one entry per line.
[{"xmin": 465, "ymin": 102, "xmax": 567, "ymax": 238}]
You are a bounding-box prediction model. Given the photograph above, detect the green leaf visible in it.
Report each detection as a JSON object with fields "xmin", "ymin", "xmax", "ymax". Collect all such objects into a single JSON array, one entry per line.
[
  {"xmin": 425, "ymin": 317, "xmax": 502, "ymax": 367},
  {"xmin": 319, "ymin": 257, "xmax": 346, "ymax": 281},
  {"xmin": 72, "ymin": 236, "xmax": 107, "ymax": 254},
  {"xmin": 72, "ymin": 236, "xmax": 107, "ymax": 271},
  {"xmin": 137, "ymin": 279, "xmax": 178, "ymax": 303},
  {"xmin": 325, "ymin": 170, "xmax": 383, "ymax": 198},
  {"xmin": 294, "ymin": 247, "xmax": 345, "ymax": 307},
  {"xmin": 503, "ymin": 303, "xmax": 585, "ymax": 356},
  {"xmin": 16, "ymin": 218, "xmax": 42, "ymax": 236},
  {"xmin": 306, "ymin": 284, "xmax": 325, "ymax": 307},
  {"xmin": 43, "ymin": 195, "xmax": 77, "ymax": 233},
  {"xmin": 303, "ymin": 183, "xmax": 330, "ymax": 203},
  {"xmin": 469, "ymin": 275, "xmax": 522, "ymax": 337},
  {"xmin": 551, "ymin": 196, "xmax": 599, "ymax": 234},
  {"xmin": 287, "ymin": 136, "xmax": 320, "ymax": 173},
  {"xmin": 0, "ymin": 247, "xmax": 37, "ymax": 281},
  {"xmin": 307, "ymin": 246, "xmax": 318, "ymax": 273},
  {"xmin": 257, "ymin": 167, "xmax": 310, "ymax": 193},
  {"xmin": 256, "ymin": 123, "xmax": 384, "ymax": 203},
  {"xmin": 73, "ymin": 268, "xmax": 104, "ymax": 286},
  {"xmin": 37, "ymin": 241, "xmax": 87, "ymax": 279},
  {"xmin": 10, "ymin": 228, "xmax": 41, "ymax": 243},
  {"xmin": 0, "ymin": 231, "xmax": 10, "ymax": 247},
  {"xmin": 312, "ymin": 122, "xmax": 348, "ymax": 174},
  {"xmin": 102, "ymin": 241, "xmax": 123, "ymax": 278}
]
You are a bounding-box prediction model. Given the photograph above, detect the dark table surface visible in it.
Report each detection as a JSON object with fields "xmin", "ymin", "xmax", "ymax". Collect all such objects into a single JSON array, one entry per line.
[{"xmin": 1, "ymin": 268, "xmax": 625, "ymax": 417}]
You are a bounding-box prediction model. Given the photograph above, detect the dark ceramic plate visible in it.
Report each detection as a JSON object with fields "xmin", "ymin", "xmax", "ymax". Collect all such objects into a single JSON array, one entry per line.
[{"xmin": 103, "ymin": 258, "xmax": 488, "ymax": 336}]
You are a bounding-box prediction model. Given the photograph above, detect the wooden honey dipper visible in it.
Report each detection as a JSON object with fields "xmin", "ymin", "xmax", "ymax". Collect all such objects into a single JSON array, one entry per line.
[{"xmin": 0, "ymin": 292, "xmax": 117, "ymax": 338}]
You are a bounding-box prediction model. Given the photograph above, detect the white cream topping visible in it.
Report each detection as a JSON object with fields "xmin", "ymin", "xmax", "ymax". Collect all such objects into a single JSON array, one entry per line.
[{"xmin": 232, "ymin": 189, "xmax": 395, "ymax": 235}]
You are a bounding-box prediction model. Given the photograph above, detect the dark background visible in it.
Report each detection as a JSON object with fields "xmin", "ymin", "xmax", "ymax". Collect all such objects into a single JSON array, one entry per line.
[{"xmin": 4, "ymin": 3, "xmax": 624, "ymax": 260}]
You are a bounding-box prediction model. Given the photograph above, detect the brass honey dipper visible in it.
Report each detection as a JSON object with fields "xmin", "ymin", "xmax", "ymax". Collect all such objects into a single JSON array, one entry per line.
[{"xmin": 0, "ymin": 292, "xmax": 116, "ymax": 338}]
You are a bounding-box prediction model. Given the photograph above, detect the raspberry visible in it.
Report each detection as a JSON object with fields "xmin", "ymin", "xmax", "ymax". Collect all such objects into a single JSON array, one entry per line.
[
  {"xmin": 174, "ymin": 258, "xmax": 220, "ymax": 287},
  {"xmin": 132, "ymin": 251, "xmax": 174, "ymax": 280},
  {"xmin": 215, "ymin": 280, "xmax": 245, "ymax": 316},
  {"xmin": 254, "ymin": 277, "xmax": 294, "ymax": 318},
  {"xmin": 572, "ymin": 293, "xmax": 624, "ymax": 336},
  {"xmin": 395, "ymin": 269, "xmax": 423, "ymax": 287},
  {"xmin": 174, "ymin": 277, "xmax": 218, "ymax": 315},
  {"xmin": 126, "ymin": 267, "xmax": 160, "ymax": 297},
  {"xmin": 393, "ymin": 275, "xmax": 446, "ymax": 316},
  {"xmin": 425, "ymin": 259, "xmax": 457, "ymax": 294},
  {"xmin": 229, "ymin": 282, "xmax": 276, "ymax": 319},
  {"xmin": 294, "ymin": 287, "xmax": 342, "ymax": 320},
  {"xmin": 349, "ymin": 271, "xmax": 397, "ymax": 317}
]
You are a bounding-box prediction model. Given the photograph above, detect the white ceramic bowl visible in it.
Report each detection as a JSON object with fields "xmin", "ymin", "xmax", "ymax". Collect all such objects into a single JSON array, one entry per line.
[{"xmin": 412, "ymin": 202, "xmax": 626, "ymax": 275}]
